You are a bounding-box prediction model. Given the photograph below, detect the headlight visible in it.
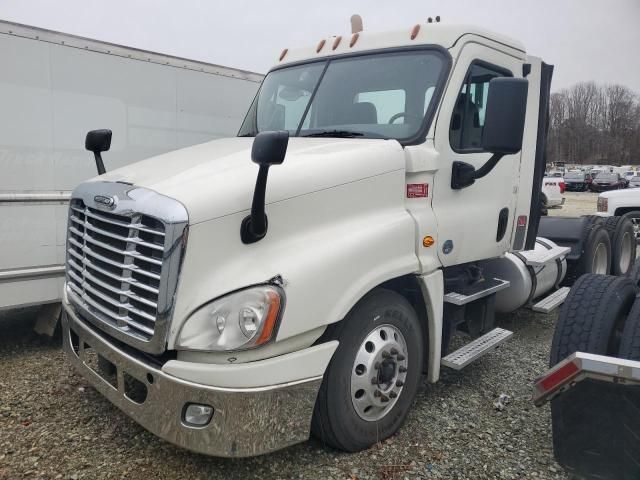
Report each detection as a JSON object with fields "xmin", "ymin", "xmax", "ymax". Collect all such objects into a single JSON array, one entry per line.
[
  {"xmin": 176, "ymin": 285, "xmax": 283, "ymax": 351},
  {"xmin": 597, "ymin": 196, "xmax": 608, "ymax": 212}
]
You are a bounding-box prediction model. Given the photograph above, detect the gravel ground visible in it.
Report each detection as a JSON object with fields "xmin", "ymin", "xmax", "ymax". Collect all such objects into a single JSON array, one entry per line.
[
  {"xmin": 548, "ymin": 191, "xmax": 598, "ymax": 217},
  {"xmin": 0, "ymin": 309, "xmax": 566, "ymax": 480},
  {"xmin": 2, "ymin": 193, "xmax": 598, "ymax": 480}
]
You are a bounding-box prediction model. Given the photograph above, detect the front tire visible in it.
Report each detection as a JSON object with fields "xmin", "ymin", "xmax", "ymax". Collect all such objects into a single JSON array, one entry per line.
[{"xmin": 311, "ymin": 289, "xmax": 424, "ymax": 452}]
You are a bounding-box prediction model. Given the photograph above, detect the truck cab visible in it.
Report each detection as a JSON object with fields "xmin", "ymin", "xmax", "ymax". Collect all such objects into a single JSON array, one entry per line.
[{"xmin": 61, "ymin": 20, "xmax": 557, "ymax": 457}]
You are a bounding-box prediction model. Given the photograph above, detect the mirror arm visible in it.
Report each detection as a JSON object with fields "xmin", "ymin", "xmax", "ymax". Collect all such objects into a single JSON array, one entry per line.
[
  {"xmin": 241, "ymin": 164, "xmax": 271, "ymax": 244},
  {"xmin": 473, "ymin": 153, "xmax": 504, "ymax": 180},
  {"xmin": 93, "ymin": 152, "xmax": 106, "ymax": 175}
]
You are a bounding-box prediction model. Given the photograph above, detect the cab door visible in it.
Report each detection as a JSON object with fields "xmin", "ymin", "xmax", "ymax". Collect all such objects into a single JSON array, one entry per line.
[{"xmin": 431, "ymin": 43, "xmax": 525, "ymax": 266}]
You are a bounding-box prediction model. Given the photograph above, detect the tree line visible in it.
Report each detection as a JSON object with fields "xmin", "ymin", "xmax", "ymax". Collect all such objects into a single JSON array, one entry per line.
[{"xmin": 547, "ymin": 82, "xmax": 640, "ymax": 166}]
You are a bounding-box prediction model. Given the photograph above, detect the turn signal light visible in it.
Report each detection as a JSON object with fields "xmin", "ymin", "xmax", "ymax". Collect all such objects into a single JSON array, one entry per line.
[{"xmin": 423, "ymin": 236, "xmax": 435, "ymax": 247}]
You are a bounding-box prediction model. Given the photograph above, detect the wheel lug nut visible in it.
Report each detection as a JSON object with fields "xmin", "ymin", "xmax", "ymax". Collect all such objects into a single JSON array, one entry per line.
[
  {"xmin": 380, "ymin": 395, "xmax": 389, "ymax": 403},
  {"xmin": 382, "ymin": 351, "xmax": 390, "ymax": 359},
  {"xmin": 396, "ymin": 354, "xmax": 406, "ymax": 361},
  {"xmin": 396, "ymin": 380, "xmax": 404, "ymax": 387},
  {"xmin": 374, "ymin": 362, "xmax": 380, "ymax": 370},
  {"xmin": 390, "ymin": 348, "xmax": 398, "ymax": 355},
  {"xmin": 389, "ymin": 392, "xmax": 398, "ymax": 398},
  {"xmin": 399, "ymin": 366, "xmax": 407, "ymax": 373},
  {"xmin": 371, "ymin": 377, "xmax": 378, "ymax": 385}
]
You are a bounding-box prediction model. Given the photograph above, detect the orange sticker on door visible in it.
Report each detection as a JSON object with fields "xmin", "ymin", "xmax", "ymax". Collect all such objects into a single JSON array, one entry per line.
[{"xmin": 407, "ymin": 184, "xmax": 428, "ymax": 198}]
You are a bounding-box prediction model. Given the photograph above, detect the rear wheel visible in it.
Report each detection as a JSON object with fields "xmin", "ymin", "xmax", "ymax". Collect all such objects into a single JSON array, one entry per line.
[
  {"xmin": 551, "ymin": 274, "xmax": 637, "ymax": 365},
  {"xmin": 603, "ymin": 216, "xmax": 636, "ymax": 275},
  {"xmin": 311, "ymin": 289, "xmax": 424, "ymax": 452},
  {"xmin": 563, "ymin": 226, "xmax": 611, "ymax": 286},
  {"xmin": 621, "ymin": 211, "xmax": 640, "ymax": 242}
]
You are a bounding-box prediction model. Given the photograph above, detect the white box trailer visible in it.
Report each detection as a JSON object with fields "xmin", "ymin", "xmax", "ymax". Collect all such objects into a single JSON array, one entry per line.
[{"xmin": 0, "ymin": 20, "xmax": 262, "ymax": 319}]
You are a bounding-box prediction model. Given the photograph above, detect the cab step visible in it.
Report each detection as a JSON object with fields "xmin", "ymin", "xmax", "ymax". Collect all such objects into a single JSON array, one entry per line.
[
  {"xmin": 443, "ymin": 278, "xmax": 511, "ymax": 305},
  {"xmin": 441, "ymin": 327, "xmax": 513, "ymax": 370},
  {"xmin": 531, "ymin": 286, "xmax": 570, "ymax": 313}
]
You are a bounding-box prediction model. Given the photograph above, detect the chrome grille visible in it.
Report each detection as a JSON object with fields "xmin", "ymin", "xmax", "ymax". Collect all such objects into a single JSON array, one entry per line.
[
  {"xmin": 67, "ymin": 199, "xmax": 165, "ymax": 340},
  {"xmin": 65, "ymin": 182, "xmax": 188, "ymax": 354}
]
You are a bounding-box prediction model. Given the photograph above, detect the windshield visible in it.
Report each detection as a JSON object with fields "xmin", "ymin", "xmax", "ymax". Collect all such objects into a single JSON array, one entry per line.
[
  {"xmin": 595, "ymin": 173, "xmax": 617, "ymax": 181},
  {"xmin": 565, "ymin": 173, "xmax": 584, "ymax": 180},
  {"xmin": 238, "ymin": 50, "xmax": 447, "ymax": 141}
]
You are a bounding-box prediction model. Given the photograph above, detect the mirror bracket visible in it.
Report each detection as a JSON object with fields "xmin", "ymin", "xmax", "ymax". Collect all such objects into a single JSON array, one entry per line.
[{"xmin": 451, "ymin": 154, "xmax": 504, "ymax": 190}]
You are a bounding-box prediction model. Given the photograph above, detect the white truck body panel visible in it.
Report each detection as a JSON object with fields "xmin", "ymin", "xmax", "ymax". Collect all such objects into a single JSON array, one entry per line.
[{"xmin": 0, "ymin": 20, "xmax": 262, "ymax": 310}]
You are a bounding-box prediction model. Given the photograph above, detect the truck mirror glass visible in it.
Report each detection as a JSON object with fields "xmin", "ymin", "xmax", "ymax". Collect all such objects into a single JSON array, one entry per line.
[
  {"xmin": 85, "ymin": 129, "xmax": 112, "ymax": 153},
  {"xmin": 251, "ymin": 130, "xmax": 289, "ymax": 166},
  {"xmin": 481, "ymin": 78, "xmax": 528, "ymax": 155},
  {"xmin": 85, "ymin": 129, "xmax": 112, "ymax": 175}
]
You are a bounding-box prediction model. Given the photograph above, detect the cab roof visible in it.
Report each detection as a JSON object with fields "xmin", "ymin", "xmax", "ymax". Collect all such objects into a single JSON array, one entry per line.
[{"xmin": 275, "ymin": 23, "xmax": 526, "ymax": 69}]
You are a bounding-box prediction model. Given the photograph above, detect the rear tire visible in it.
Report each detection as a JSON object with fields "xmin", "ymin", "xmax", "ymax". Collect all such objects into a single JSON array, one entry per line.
[
  {"xmin": 550, "ymin": 274, "xmax": 637, "ymax": 366},
  {"xmin": 311, "ymin": 289, "xmax": 424, "ymax": 452},
  {"xmin": 562, "ymin": 226, "xmax": 611, "ymax": 286},
  {"xmin": 603, "ymin": 216, "xmax": 636, "ymax": 275},
  {"xmin": 621, "ymin": 211, "xmax": 640, "ymax": 243}
]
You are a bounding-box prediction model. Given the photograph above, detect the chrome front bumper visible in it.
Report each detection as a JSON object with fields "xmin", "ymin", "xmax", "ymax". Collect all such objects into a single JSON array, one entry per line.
[{"xmin": 62, "ymin": 308, "xmax": 323, "ymax": 457}]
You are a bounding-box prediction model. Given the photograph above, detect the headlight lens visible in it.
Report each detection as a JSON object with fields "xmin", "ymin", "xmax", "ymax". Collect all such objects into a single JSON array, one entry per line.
[
  {"xmin": 176, "ymin": 285, "xmax": 283, "ymax": 351},
  {"xmin": 597, "ymin": 196, "xmax": 608, "ymax": 212}
]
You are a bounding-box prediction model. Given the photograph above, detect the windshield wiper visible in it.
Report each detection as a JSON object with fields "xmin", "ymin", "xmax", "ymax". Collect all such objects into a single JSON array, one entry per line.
[{"xmin": 302, "ymin": 130, "xmax": 365, "ymax": 138}]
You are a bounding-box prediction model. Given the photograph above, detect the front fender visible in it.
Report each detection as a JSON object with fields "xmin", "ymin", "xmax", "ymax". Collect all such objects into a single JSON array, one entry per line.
[{"xmin": 167, "ymin": 169, "xmax": 419, "ymax": 351}]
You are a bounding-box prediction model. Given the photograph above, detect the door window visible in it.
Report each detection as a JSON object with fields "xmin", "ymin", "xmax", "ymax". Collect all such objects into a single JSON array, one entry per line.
[{"xmin": 450, "ymin": 62, "xmax": 511, "ymax": 151}]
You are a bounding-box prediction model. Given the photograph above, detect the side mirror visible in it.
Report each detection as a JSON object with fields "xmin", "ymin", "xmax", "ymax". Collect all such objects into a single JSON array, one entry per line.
[
  {"xmin": 251, "ymin": 130, "xmax": 288, "ymax": 166},
  {"xmin": 482, "ymin": 77, "xmax": 528, "ymax": 154},
  {"xmin": 451, "ymin": 78, "xmax": 528, "ymax": 190},
  {"xmin": 85, "ymin": 129, "xmax": 112, "ymax": 175},
  {"xmin": 241, "ymin": 131, "xmax": 289, "ymax": 244}
]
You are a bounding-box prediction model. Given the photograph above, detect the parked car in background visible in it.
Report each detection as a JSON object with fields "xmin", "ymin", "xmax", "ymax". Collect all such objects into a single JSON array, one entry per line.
[
  {"xmin": 590, "ymin": 172, "xmax": 626, "ymax": 192},
  {"xmin": 625, "ymin": 171, "xmax": 636, "ymax": 185},
  {"xmin": 629, "ymin": 175, "xmax": 640, "ymax": 188},
  {"xmin": 597, "ymin": 188, "xmax": 640, "ymax": 240},
  {"xmin": 563, "ymin": 171, "xmax": 589, "ymax": 191},
  {"xmin": 541, "ymin": 176, "xmax": 565, "ymax": 214}
]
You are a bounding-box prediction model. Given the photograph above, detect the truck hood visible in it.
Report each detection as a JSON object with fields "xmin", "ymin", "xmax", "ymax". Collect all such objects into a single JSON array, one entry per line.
[
  {"xmin": 95, "ymin": 137, "xmax": 405, "ymax": 224},
  {"xmin": 599, "ymin": 189, "xmax": 638, "ymax": 201}
]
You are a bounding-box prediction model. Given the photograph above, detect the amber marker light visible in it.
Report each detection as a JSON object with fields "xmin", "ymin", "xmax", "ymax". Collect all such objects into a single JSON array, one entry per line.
[
  {"xmin": 255, "ymin": 290, "xmax": 282, "ymax": 345},
  {"xmin": 279, "ymin": 48, "xmax": 288, "ymax": 61},
  {"xmin": 350, "ymin": 32, "xmax": 359, "ymax": 47},
  {"xmin": 410, "ymin": 24, "xmax": 421, "ymax": 40},
  {"xmin": 423, "ymin": 236, "xmax": 435, "ymax": 248},
  {"xmin": 316, "ymin": 39, "xmax": 326, "ymax": 53},
  {"xmin": 332, "ymin": 36, "xmax": 342, "ymax": 50}
]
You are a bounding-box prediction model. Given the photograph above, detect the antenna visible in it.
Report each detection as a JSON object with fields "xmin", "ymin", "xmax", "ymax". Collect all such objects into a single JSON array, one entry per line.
[{"xmin": 350, "ymin": 14, "xmax": 363, "ymax": 33}]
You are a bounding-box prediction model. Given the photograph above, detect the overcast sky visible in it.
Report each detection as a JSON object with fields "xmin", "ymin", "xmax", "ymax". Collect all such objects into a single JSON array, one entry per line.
[{"xmin": 1, "ymin": 0, "xmax": 638, "ymax": 93}]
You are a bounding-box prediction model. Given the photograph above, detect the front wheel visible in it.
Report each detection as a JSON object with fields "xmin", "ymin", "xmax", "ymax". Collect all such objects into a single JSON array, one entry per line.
[{"xmin": 311, "ymin": 289, "xmax": 424, "ymax": 452}]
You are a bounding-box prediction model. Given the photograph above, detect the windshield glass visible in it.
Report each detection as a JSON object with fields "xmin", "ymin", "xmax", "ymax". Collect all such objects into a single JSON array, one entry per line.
[
  {"xmin": 595, "ymin": 173, "xmax": 617, "ymax": 181},
  {"xmin": 238, "ymin": 50, "xmax": 447, "ymax": 141},
  {"xmin": 565, "ymin": 173, "xmax": 584, "ymax": 180}
]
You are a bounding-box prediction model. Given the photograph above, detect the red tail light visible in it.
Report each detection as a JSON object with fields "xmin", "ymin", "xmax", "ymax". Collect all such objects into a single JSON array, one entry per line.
[{"xmin": 559, "ymin": 181, "xmax": 566, "ymax": 194}]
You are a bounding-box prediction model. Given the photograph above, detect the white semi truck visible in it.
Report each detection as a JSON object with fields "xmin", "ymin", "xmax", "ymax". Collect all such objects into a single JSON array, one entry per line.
[
  {"xmin": 0, "ymin": 20, "xmax": 262, "ymax": 322},
  {"xmin": 59, "ymin": 18, "xmax": 632, "ymax": 457}
]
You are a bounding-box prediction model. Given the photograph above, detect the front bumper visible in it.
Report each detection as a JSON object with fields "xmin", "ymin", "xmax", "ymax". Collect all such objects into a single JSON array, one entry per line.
[{"xmin": 62, "ymin": 307, "xmax": 323, "ymax": 457}]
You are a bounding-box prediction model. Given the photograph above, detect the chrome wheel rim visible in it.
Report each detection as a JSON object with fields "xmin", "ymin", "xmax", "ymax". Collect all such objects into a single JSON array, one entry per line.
[
  {"xmin": 350, "ymin": 324, "xmax": 408, "ymax": 422},
  {"xmin": 619, "ymin": 232, "xmax": 633, "ymax": 272},
  {"xmin": 592, "ymin": 242, "xmax": 608, "ymax": 274}
]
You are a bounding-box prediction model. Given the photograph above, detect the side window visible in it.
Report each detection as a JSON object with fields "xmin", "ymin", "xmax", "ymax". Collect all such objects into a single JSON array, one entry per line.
[
  {"xmin": 355, "ymin": 90, "xmax": 406, "ymax": 124},
  {"xmin": 450, "ymin": 62, "xmax": 511, "ymax": 151}
]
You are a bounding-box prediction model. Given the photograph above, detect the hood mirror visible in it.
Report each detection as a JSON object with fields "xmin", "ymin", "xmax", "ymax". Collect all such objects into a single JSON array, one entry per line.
[
  {"xmin": 85, "ymin": 129, "xmax": 112, "ymax": 175},
  {"xmin": 241, "ymin": 131, "xmax": 289, "ymax": 244}
]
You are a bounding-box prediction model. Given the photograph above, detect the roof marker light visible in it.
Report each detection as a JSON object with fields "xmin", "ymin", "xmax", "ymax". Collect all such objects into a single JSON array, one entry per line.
[
  {"xmin": 316, "ymin": 39, "xmax": 326, "ymax": 53},
  {"xmin": 350, "ymin": 14, "xmax": 363, "ymax": 33},
  {"xmin": 410, "ymin": 24, "xmax": 421, "ymax": 40},
  {"xmin": 332, "ymin": 36, "xmax": 342, "ymax": 50},
  {"xmin": 350, "ymin": 32, "xmax": 359, "ymax": 48},
  {"xmin": 279, "ymin": 49, "xmax": 288, "ymax": 61}
]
